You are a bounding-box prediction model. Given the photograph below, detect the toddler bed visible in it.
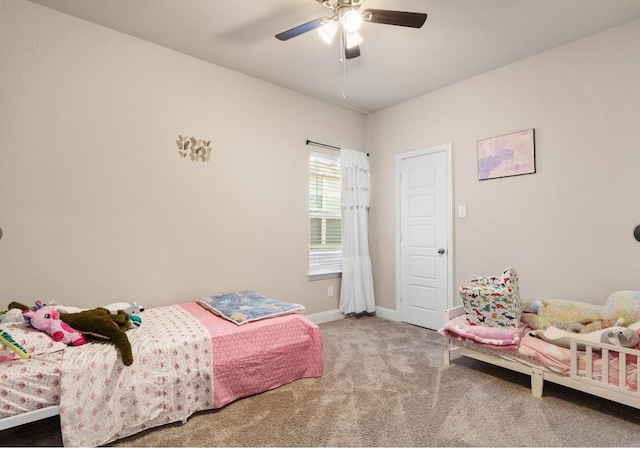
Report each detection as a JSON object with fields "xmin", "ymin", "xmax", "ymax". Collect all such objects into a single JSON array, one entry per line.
[
  {"xmin": 0, "ymin": 292, "xmax": 323, "ymax": 447},
  {"xmin": 441, "ymin": 287, "xmax": 640, "ymax": 411}
]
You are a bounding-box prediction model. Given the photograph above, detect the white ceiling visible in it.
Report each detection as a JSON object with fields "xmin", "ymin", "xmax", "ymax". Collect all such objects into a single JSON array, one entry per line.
[{"xmin": 28, "ymin": 0, "xmax": 640, "ymax": 114}]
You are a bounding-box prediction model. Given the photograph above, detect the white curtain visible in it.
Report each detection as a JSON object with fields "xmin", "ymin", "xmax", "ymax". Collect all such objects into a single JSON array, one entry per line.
[{"xmin": 339, "ymin": 148, "xmax": 375, "ymax": 315}]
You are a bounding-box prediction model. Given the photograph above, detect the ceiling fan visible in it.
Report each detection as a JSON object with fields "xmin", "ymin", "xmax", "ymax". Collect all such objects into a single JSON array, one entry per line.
[{"xmin": 275, "ymin": 0, "xmax": 427, "ymax": 60}]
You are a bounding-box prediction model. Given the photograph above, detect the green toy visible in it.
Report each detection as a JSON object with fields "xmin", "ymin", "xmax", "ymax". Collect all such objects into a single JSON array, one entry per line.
[
  {"xmin": 60, "ymin": 308, "xmax": 134, "ymax": 365},
  {"xmin": 0, "ymin": 328, "xmax": 30, "ymax": 359}
]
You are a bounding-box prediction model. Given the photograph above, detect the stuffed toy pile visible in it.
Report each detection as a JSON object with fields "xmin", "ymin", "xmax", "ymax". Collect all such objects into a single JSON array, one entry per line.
[
  {"xmin": 521, "ymin": 290, "xmax": 640, "ymax": 331},
  {"xmin": 531, "ymin": 318, "xmax": 640, "ymax": 350},
  {"xmin": 9, "ymin": 301, "xmax": 135, "ymax": 366}
]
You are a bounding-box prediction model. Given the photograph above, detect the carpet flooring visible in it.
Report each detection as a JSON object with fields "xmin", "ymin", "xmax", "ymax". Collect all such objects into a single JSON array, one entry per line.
[{"xmin": 2, "ymin": 315, "xmax": 640, "ymax": 447}]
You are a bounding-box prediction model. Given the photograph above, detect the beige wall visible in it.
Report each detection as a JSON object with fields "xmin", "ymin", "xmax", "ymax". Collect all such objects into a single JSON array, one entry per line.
[
  {"xmin": 0, "ymin": 1, "xmax": 365, "ymax": 313},
  {"xmin": 367, "ymin": 18, "xmax": 640, "ymax": 311},
  {"xmin": 3, "ymin": 1, "xmax": 639, "ymax": 317}
]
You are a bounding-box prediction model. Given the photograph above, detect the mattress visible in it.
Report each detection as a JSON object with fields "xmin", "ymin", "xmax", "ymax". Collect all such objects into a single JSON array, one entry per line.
[
  {"xmin": 0, "ymin": 351, "xmax": 62, "ymax": 418},
  {"xmin": 0, "ymin": 301, "xmax": 323, "ymax": 446}
]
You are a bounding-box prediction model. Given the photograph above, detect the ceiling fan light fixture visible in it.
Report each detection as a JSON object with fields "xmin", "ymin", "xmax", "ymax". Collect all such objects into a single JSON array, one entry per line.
[
  {"xmin": 341, "ymin": 9, "xmax": 362, "ymax": 33},
  {"xmin": 345, "ymin": 31, "xmax": 363, "ymax": 49},
  {"xmin": 275, "ymin": 0, "xmax": 427, "ymax": 63},
  {"xmin": 318, "ymin": 19, "xmax": 339, "ymax": 44}
]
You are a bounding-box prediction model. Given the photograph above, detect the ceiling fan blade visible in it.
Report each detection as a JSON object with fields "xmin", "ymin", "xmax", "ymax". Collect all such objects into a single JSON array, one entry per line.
[
  {"xmin": 362, "ymin": 9, "xmax": 427, "ymax": 28},
  {"xmin": 275, "ymin": 18, "xmax": 325, "ymax": 41},
  {"xmin": 345, "ymin": 45, "xmax": 361, "ymax": 60}
]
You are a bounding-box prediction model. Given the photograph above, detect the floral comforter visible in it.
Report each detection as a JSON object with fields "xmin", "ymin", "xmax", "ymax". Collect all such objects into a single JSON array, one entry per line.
[{"xmin": 59, "ymin": 304, "xmax": 214, "ymax": 447}]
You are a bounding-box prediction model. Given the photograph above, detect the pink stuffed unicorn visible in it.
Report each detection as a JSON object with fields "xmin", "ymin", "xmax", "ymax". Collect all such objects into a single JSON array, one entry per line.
[{"xmin": 23, "ymin": 301, "xmax": 86, "ymax": 346}]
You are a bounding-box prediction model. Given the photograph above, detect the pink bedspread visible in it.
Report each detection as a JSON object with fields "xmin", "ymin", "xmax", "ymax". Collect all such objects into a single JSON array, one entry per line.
[
  {"xmin": 59, "ymin": 304, "xmax": 214, "ymax": 447},
  {"xmin": 182, "ymin": 302, "xmax": 324, "ymax": 408},
  {"xmin": 518, "ymin": 335, "xmax": 638, "ymax": 390}
]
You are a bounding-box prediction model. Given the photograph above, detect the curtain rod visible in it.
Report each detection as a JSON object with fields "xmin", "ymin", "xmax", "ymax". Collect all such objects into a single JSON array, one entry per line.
[{"xmin": 306, "ymin": 140, "xmax": 369, "ymax": 156}]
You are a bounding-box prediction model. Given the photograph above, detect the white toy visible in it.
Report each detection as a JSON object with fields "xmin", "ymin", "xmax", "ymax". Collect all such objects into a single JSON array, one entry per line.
[
  {"xmin": 532, "ymin": 318, "xmax": 640, "ymax": 350},
  {"xmin": 103, "ymin": 302, "xmax": 144, "ymax": 315},
  {"xmin": 46, "ymin": 300, "xmax": 144, "ymax": 328},
  {"xmin": 1, "ymin": 308, "xmax": 25, "ymax": 324},
  {"xmin": 46, "ymin": 301, "xmax": 86, "ymax": 314},
  {"xmin": 47, "ymin": 300, "xmax": 144, "ymax": 316}
]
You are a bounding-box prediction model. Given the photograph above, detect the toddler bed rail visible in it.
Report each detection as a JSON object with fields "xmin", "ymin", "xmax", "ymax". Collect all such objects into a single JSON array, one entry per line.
[{"xmin": 443, "ymin": 306, "xmax": 640, "ymax": 410}]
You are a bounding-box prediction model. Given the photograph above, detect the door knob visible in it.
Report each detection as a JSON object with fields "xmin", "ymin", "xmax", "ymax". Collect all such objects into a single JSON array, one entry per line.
[{"xmin": 437, "ymin": 248, "xmax": 445, "ymax": 255}]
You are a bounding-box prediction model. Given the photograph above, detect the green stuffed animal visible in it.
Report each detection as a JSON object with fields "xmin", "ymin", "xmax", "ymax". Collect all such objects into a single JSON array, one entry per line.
[
  {"xmin": 9, "ymin": 301, "xmax": 134, "ymax": 366},
  {"xmin": 60, "ymin": 308, "xmax": 134, "ymax": 365}
]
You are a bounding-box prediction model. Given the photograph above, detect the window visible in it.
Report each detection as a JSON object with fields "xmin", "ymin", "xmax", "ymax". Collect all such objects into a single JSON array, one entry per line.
[{"xmin": 309, "ymin": 151, "xmax": 341, "ymax": 277}]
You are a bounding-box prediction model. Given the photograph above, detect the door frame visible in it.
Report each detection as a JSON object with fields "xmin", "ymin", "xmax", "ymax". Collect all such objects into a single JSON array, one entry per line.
[{"xmin": 395, "ymin": 143, "xmax": 453, "ymax": 322}]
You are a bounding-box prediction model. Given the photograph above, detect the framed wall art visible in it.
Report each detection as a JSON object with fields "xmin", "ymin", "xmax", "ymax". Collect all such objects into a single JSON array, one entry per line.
[{"xmin": 477, "ymin": 128, "xmax": 536, "ymax": 180}]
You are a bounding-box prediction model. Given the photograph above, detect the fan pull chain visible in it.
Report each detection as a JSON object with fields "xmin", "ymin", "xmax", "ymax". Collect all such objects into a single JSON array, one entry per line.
[
  {"xmin": 340, "ymin": 30, "xmax": 347, "ymax": 99},
  {"xmin": 342, "ymin": 59, "xmax": 347, "ymax": 99}
]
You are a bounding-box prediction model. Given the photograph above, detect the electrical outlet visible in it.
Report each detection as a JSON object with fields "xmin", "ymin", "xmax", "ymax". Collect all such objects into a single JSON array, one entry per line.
[{"xmin": 328, "ymin": 286, "xmax": 334, "ymax": 297}]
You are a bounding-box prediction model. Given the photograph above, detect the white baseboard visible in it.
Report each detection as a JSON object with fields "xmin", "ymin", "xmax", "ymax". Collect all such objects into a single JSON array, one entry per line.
[
  {"xmin": 306, "ymin": 306, "xmax": 400, "ymax": 325},
  {"xmin": 305, "ymin": 309, "xmax": 343, "ymax": 325},
  {"xmin": 375, "ymin": 306, "xmax": 400, "ymax": 321}
]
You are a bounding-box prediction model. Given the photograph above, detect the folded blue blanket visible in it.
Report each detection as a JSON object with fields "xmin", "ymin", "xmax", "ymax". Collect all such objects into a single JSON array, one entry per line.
[{"xmin": 196, "ymin": 291, "xmax": 305, "ymax": 325}]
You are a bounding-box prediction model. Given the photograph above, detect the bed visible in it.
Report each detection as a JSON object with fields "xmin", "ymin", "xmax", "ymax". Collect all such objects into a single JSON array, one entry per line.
[
  {"xmin": 441, "ymin": 305, "xmax": 640, "ymax": 410},
  {"xmin": 0, "ymin": 293, "xmax": 323, "ymax": 447}
]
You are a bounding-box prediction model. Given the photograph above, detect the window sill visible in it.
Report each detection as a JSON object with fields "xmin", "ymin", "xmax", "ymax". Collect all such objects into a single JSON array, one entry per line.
[{"xmin": 308, "ymin": 272, "xmax": 342, "ymax": 281}]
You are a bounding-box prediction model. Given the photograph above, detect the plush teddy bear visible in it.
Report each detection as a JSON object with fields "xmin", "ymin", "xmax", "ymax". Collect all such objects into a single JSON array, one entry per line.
[
  {"xmin": 575, "ymin": 317, "xmax": 620, "ymax": 333},
  {"xmin": 22, "ymin": 301, "xmax": 86, "ymax": 346}
]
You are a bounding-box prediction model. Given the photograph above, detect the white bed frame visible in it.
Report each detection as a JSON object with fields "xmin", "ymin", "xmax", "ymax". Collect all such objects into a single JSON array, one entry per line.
[
  {"xmin": 443, "ymin": 306, "xmax": 640, "ymax": 409},
  {"xmin": 0, "ymin": 406, "xmax": 188, "ymax": 432},
  {"xmin": 0, "ymin": 406, "xmax": 60, "ymax": 431}
]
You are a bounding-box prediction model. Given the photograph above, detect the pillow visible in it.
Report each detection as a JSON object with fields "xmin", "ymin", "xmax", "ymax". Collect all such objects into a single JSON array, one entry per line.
[
  {"xmin": 460, "ymin": 267, "xmax": 521, "ymax": 328},
  {"xmin": 461, "ymin": 287, "xmax": 520, "ymax": 328},
  {"xmin": 0, "ymin": 322, "xmax": 68, "ymax": 362},
  {"xmin": 196, "ymin": 290, "xmax": 305, "ymax": 325}
]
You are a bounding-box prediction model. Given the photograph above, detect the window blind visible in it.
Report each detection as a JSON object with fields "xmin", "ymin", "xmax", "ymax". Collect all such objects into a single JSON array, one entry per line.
[{"xmin": 309, "ymin": 151, "xmax": 341, "ymax": 275}]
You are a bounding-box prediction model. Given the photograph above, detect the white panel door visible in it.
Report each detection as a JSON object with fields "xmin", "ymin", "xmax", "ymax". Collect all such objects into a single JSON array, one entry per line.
[{"xmin": 399, "ymin": 147, "xmax": 449, "ymax": 330}]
